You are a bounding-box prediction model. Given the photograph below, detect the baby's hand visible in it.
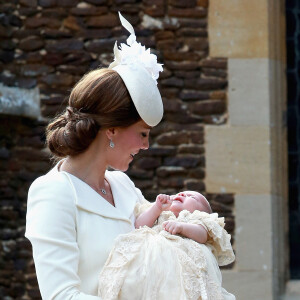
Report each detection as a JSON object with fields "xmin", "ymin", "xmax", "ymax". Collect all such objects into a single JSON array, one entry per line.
[
  {"xmin": 162, "ymin": 221, "xmax": 183, "ymax": 235},
  {"xmin": 155, "ymin": 194, "xmax": 172, "ymax": 211}
]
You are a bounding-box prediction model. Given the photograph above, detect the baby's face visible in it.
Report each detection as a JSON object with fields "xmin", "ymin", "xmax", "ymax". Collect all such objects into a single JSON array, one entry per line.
[{"xmin": 169, "ymin": 191, "xmax": 204, "ymax": 217}]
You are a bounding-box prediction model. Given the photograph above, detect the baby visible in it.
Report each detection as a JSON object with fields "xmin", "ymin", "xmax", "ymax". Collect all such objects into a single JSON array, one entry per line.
[
  {"xmin": 98, "ymin": 191, "xmax": 235, "ymax": 300},
  {"xmin": 135, "ymin": 191, "xmax": 212, "ymax": 244}
]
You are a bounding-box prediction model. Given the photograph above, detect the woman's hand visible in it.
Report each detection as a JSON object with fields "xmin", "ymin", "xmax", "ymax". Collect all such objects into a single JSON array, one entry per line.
[{"xmin": 162, "ymin": 220, "xmax": 183, "ymax": 235}]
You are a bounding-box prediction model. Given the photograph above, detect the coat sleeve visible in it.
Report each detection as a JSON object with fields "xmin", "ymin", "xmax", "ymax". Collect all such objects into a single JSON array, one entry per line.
[{"xmin": 25, "ymin": 173, "xmax": 101, "ymax": 300}]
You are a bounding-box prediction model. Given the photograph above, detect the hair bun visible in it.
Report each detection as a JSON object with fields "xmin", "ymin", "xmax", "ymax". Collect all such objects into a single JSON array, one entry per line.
[{"xmin": 46, "ymin": 106, "xmax": 100, "ymax": 158}]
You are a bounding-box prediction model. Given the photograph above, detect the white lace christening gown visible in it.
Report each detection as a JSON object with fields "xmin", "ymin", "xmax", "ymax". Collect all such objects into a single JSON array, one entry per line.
[{"xmin": 98, "ymin": 207, "xmax": 236, "ymax": 300}]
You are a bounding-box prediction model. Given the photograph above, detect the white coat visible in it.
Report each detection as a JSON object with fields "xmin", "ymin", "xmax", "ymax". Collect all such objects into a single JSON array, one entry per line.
[{"xmin": 25, "ymin": 162, "xmax": 145, "ymax": 300}]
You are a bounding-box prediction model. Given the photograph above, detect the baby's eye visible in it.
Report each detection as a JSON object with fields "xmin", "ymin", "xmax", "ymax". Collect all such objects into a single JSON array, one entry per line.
[{"xmin": 141, "ymin": 132, "xmax": 148, "ymax": 137}]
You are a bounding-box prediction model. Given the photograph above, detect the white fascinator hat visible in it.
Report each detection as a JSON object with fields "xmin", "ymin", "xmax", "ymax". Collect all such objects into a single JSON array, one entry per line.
[{"xmin": 109, "ymin": 12, "xmax": 164, "ymax": 127}]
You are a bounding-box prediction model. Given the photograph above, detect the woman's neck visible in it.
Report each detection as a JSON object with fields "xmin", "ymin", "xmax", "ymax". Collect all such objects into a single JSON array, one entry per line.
[{"xmin": 60, "ymin": 138, "xmax": 108, "ymax": 190}]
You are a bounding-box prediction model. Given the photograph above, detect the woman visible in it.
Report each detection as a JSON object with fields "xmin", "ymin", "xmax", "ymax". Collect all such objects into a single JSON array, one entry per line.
[{"xmin": 25, "ymin": 13, "xmax": 163, "ymax": 299}]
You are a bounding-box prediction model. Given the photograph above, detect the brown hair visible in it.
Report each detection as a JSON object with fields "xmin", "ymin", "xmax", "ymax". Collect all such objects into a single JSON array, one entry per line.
[{"xmin": 46, "ymin": 68, "xmax": 141, "ymax": 158}]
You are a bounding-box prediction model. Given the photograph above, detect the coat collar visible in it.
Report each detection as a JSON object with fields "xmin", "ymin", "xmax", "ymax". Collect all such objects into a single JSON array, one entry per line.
[{"xmin": 52, "ymin": 163, "xmax": 135, "ymax": 224}]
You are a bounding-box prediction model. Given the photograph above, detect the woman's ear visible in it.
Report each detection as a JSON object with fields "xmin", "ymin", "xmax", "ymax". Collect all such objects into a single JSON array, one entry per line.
[{"xmin": 106, "ymin": 128, "xmax": 116, "ymax": 140}]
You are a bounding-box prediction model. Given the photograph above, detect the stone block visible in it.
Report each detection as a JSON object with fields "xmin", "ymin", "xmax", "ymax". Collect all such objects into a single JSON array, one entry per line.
[
  {"xmin": 209, "ymin": 0, "xmax": 268, "ymax": 58},
  {"xmin": 184, "ymin": 179, "xmax": 205, "ymax": 191},
  {"xmin": 205, "ymin": 126, "xmax": 271, "ymax": 194},
  {"xmin": 46, "ymin": 39, "xmax": 83, "ymax": 52},
  {"xmin": 156, "ymin": 166, "xmax": 186, "ymax": 177},
  {"xmin": 0, "ymin": 83, "xmax": 40, "ymax": 119},
  {"xmin": 228, "ymin": 58, "xmax": 270, "ymax": 126},
  {"xmin": 164, "ymin": 155, "xmax": 203, "ymax": 168},
  {"xmin": 86, "ymin": 14, "xmax": 119, "ymax": 27},
  {"xmin": 20, "ymin": 0, "xmax": 37, "ymax": 7},
  {"xmin": 185, "ymin": 78, "xmax": 227, "ymax": 90},
  {"xmin": 70, "ymin": 4, "xmax": 107, "ymax": 16},
  {"xmin": 38, "ymin": 0, "xmax": 56, "ymax": 7},
  {"xmin": 235, "ymin": 195, "xmax": 272, "ymax": 271},
  {"xmin": 19, "ymin": 36, "xmax": 45, "ymax": 51},
  {"xmin": 169, "ymin": 7, "xmax": 206, "ymax": 18},
  {"xmin": 156, "ymin": 131, "xmax": 189, "ymax": 145},
  {"xmin": 178, "ymin": 144, "xmax": 204, "ymax": 154},
  {"xmin": 170, "ymin": 0, "xmax": 197, "ymax": 8},
  {"xmin": 200, "ymin": 57, "xmax": 227, "ymax": 69},
  {"xmin": 164, "ymin": 60, "xmax": 201, "ymax": 71},
  {"xmin": 25, "ymin": 17, "xmax": 61, "ymax": 28},
  {"xmin": 188, "ymin": 99, "xmax": 226, "ymax": 116},
  {"xmin": 222, "ymin": 270, "xmax": 273, "ymax": 300},
  {"xmin": 180, "ymin": 90, "xmax": 210, "ymax": 101}
]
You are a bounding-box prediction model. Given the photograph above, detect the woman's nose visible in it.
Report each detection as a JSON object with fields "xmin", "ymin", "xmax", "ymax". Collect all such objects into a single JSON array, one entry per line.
[{"xmin": 141, "ymin": 137, "xmax": 149, "ymax": 150}]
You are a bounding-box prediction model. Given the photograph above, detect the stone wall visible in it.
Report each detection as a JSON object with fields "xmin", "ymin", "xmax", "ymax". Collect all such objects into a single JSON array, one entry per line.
[{"xmin": 0, "ymin": 0, "xmax": 234, "ymax": 298}]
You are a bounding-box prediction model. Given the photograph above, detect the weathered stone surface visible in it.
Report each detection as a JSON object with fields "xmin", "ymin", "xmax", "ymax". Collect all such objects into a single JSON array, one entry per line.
[
  {"xmin": 143, "ymin": 146, "xmax": 177, "ymax": 157},
  {"xmin": 164, "ymin": 156, "xmax": 203, "ymax": 168},
  {"xmin": 190, "ymin": 131, "xmax": 204, "ymax": 143},
  {"xmin": 19, "ymin": 36, "xmax": 45, "ymax": 51},
  {"xmin": 163, "ymin": 51, "xmax": 202, "ymax": 61},
  {"xmin": 79, "ymin": 28, "xmax": 111, "ymax": 39},
  {"xmin": 164, "ymin": 112, "xmax": 203, "ymax": 124},
  {"xmin": 59, "ymin": 0, "xmax": 79, "ymax": 7},
  {"xmin": 184, "ymin": 78, "xmax": 227, "ymax": 90},
  {"xmin": 178, "ymin": 144, "xmax": 204, "ymax": 154},
  {"xmin": 85, "ymin": 38, "xmax": 115, "ymax": 52},
  {"xmin": 70, "ymin": 4, "xmax": 107, "ymax": 16},
  {"xmin": 170, "ymin": 0, "xmax": 197, "ymax": 8},
  {"xmin": 176, "ymin": 28, "xmax": 207, "ymax": 37},
  {"xmin": 144, "ymin": 6, "xmax": 165, "ymax": 18},
  {"xmin": 0, "ymin": 50, "xmax": 14, "ymax": 63},
  {"xmin": 44, "ymin": 52, "xmax": 64, "ymax": 65},
  {"xmin": 57, "ymin": 64, "xmax": 88, "ymax": 75},
  {"xmin": 184, "ymin": 179, "xmax": 205, "ymax": 191},
  {"xmin": 202, "ymin": 67, "xmax": 227, "ymax": 78},
  {"xmin": 126, "ymin": 169, "xmax": 154, "ymax": 179},
  {"xmin": 200, "ymin": 58, "xmax": 227, "ymax": 69},
  {"xmin": 157, "ymin": 131, "xmax": 189, "ymax": 145},
  {"xmin": 0, "ymin": 25, "xmax": 13, "ymax": 37},
  {"xmin": 210, "ymin": 91, "xmax": 226, "ymax": 100},
  {"xmin": 86, "ymin": 14, "xmax": 119, "ymax": 27},
  {"xmin": 41, "ymin": 28, "xmax": 72, "ymax": 38},
  {"xmin": 178, "ymin": 18, "xmax": 207, "ymax": 28},
  {"xmin": 21, "ymin": 64, "xmax": 54, "ymax": 77},
  {"xmin": 134, "ymin": 157, "xmax": 161, "ymax": 170},
  {"xmin": 179, "ymin": 37, "xmax": 208, "ymax": 51},
  {"xmin": 197, "ymin": 0, "xmax": 208, "ymax": 7},
  {"xmin": 189, "ymin": 100, "xmax": 226, "ymax": 116},
  {"xmin": 85, "ymin": 0, "xmax": 107, "ymax": 4},
  {"xmin": 164, "ymin": 60, "xmax": 200, "ymax": 71},
  {"xmin": 188, "ymin": 167, "xmax": 205, "ymax": 179},
  {"xmin": 174, "ymin": 70, "xmax": 201, "ymax": 79},
  {"xmin": 161, "ymin": 77, "xmax": 184, "ymax": 88},
  {"xmin": 157, "ymin": 39, "xmax": 181, "ymax": 51},
  {"xmin": 162, "ymin": 98, "xmax": 183, "ymax": 113},
  {"xmin": 39, "ymin": 73, "xmax": 74, "ymax": 86},
  {"xmin": 46, "ymin": 39, "xmax": 84, "ymax": 53},
  {"xmin": 155, "ymin": 31, "xmax": 175, "ymax": 40},
  {"xmin": 25, "ymin": 17, "xmax": 61, "ymax": 28},
  {"xmin": 63, "ymin": 16, "xmax": 81, "ymax": 31},
  {"xmin": 157, "ymin": 166, "xmax": 187, "ymax": 177},
  {"xmin": 1, "ymin": 39, "xmax": 16, "ymax": 51},
  {"xmin": 169, "ymin": 7, "xmax": 207, "ymax": 18},
  {"xmin": 159, "ymin": 177, "xmax": 185, "ymax": 188},
  {"xmin": 20, "ymin": 0, "xmax": 37, "ymax": 7},
  {"xmin": 38, "ymin": 0, "xmax": 57, "ymax": 7},
  {"xmin": 180, "ymin": 89, "xmax": 210, "ymax": 101}
]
